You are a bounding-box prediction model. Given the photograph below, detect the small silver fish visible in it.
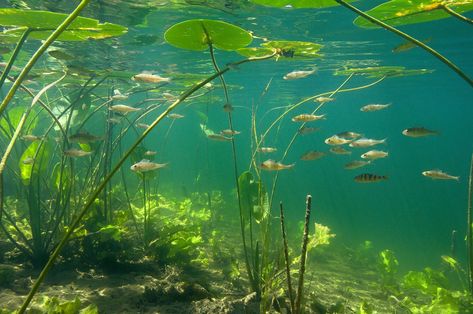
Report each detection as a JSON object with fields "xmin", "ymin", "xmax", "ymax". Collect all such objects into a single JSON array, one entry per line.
[
  {"xmin": 314, "ymin": 97, "xmax": 335, "ymax": 103},
  {"xmin": 112, "ymin": 89, "xmax": 128, "ymax": 101},
  {"xmin": 68, "ymin": 132, "xmax": 102, "ymax": 143},
  {"xmin": 220, "ymin": 129, "xmax": 241, "ymax": 136},
  {"xmin": 64, "ymin": 148, "xmax": 92, "ymax": 157},
  {"xmin": 109, "ymin": 104, "xmax": 141, "ymax": 113},
  {"xmin": 260, "ymin": 159, "xmax": 295, "ymax": 171},
  {"xmin": 344, "ymin": 160, "xmax": 371, "ymax": 170},
  {"xmin": 298, "ymin": 126, "xmax": 319, "ymax": 135},
  {"xmin": 300, "ymin": 151, "xmax": 326, "ymax": 161},
  {"xmin": 349, "ymin": 138, "xmax": 387, "ymax": 148},
  {"xmin": 283, "ymin": 69, "xmax": 316, "ymax": 80},
  {"xmin": 132, "ymin": 73, "xmax": 171, "ymax": 83},
  {"xmin": 325, "ymin": 135, "xmax": 352, "ymax": 146},
  {"xmin": 258, "ymin": 147, "xmax": 277, "ymax": 153},
  {"xmin": 422, "ymin": 170, "xmax": 459, "ymax": 181},
  {"xmin": 168, "ymin": 113, "xmax": 184, "ymax": 119},
  {"xmin": 136, "ymin": 123, "xmax": 150, "ymax": 129},
  {"xmin": 144, "ymin": 150, "xmax": 157, "ymax": 156},
  {"xmin": 330, "ymin": 146, "xmax": 351, "ymax": 155},
  {"xmin": 402, "ymin": 127, "xmax": 438, "ymax": 138},
  {"xmin": 22, "ymin": 134, "xmax": 43, "ymax": 141},
  {"xmin": 360, "ymin": 103, "xmax": 391, "ymax": 112},
  {"xmin": 207, "ymin": 134, "xmax": 232, "ymax": 142},
  {"xmin": 292, "ymin": 114, "xmax": 326, "ymax": 122},
  {"xmin": 336, "ymin": 131, "xmax": 362, "ymax": 140},
  {"xmin": 131, "ymin": 159, "xmax": 167, "ymax": 172},
  {"xmin": 361, "ymin": 150, "xmax": 388, "ymax": 160}
]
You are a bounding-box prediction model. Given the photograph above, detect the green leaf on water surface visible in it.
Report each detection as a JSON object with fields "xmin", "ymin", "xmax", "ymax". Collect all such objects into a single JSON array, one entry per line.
[
  {"xmin": 334, "ymin": 65, "xmax": 433, "ymax": 78},
  {"xmin": 0, "ymin": 9, "xmax": 127, "ymax": 42},
  {"xmin": 164, "ymin": 19, "xmax": 252, "ymax": 51},
  {"xmin": 237, "ymin": 40, "xmax": 323, "ymax": 60},
  {"xmin": 19, "ymin": 140, "xmax": 53, "ymax": 185},
  {"xmin": 251, "ymin": 0, "xmax": 352, "ymax": 8},
  {"xmin": 354, "ymin": 0, "xmax": 473, "ymax": 28}
]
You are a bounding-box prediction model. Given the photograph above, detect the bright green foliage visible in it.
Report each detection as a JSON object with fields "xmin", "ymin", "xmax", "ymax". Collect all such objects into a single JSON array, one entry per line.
[
  {"xmin": 19, "ymin": 140, "xmax": 53, "ymax": 185},
  {"xmin": 0, "ymin": 9, "xmax": 127, "ymax": 42},
  {"xmin": 402, "ymin": 267, "xmax": 448, "ymax": 295},
  {"xmin": 354, "ymin": 0, "xmax": 473, "ymax": 28},
  {"xmin": 307, "ymin": 223, "xmax": 336, "ymax": 251},
  {"xmin": 250, "ymin": 0, "xmax": 352, "ymax": 8},
  {"xmin": 335, "ymin": 65, "xmax": 433, "ymax": 78},
  {"xmin": 237, "ymin": 40, "xmax": 323, "ymax": 60},
  {"xmin": 358, "ymin": 301, "xmax": 374, "ymax": 314},
  {"xmin": 238, "ymin": 171, "xmax": 268, "ymax": 224},
  {"xmin": 0, "ymin": 106, "xmax": 38, "ymax": 137},
  {"xmin": 400, "ymin": 287, "xmax": 470, "ymax": 313},
  {"xmin": 164, "ymin": 19, "xmax": 252, "ymax": 51},
  {"xmin": 378, "ymin": 249, "xmax": 399, "ymax": 291}
]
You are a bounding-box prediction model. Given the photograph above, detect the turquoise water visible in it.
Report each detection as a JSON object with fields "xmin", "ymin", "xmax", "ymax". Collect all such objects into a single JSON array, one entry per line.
[{"xmin": 1, "ymin": 0, "xmax": 472, "ymax": 312}]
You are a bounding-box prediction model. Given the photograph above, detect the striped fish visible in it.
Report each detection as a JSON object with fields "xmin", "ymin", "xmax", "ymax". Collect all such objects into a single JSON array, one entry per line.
[{"xmin": 354, "ymin": 173, "xmax": 388, "ymax": 183}]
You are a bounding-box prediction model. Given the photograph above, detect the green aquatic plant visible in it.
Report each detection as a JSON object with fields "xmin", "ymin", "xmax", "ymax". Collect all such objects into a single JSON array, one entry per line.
[
  {"xmin": 378, "ymin": 249, "xmax": 399, "ymax": 292},
  {"xmin": 18, "ymin": 52, "xmax": 274, "ymax": 313},
  {"xmin": 237, "ymin": 40, "xmax": 323, "ymax": 60},
  {"xmin": 353, "ymin": 0, "xmax": 473, "ymax": 28},
  {"xmin": 402, "ymin": 267, "xmax": 449, "ymax": 295}
]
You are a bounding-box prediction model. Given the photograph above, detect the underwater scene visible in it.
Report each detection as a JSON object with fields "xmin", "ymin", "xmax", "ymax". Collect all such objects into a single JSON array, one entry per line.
[{"xmin": 0, "ymin": 0, "xmax": 473, "ymax": 313}]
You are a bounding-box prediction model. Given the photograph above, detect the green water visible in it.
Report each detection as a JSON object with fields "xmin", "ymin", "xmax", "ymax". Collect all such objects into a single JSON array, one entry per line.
[{"xmin": 0, "ymin": 0, "xmax": 472, "ymax": 313}]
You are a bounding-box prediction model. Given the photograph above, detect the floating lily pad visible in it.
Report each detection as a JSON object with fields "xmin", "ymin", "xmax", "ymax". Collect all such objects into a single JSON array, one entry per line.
[
  {"xmin": 354, "ymin": 0, "xmax": 473, "ymax": 28},
  {"xmin": 334, "ymin": 65, "xmax": 434, "ymax": 78},
  {"xmin": 237, "ymin": 40, "xmax": 323, "ymax": 59},
  {"xmin": 0, "ymin": 8, "xmax": 127, "ymax": 41},
  {"xmin": 164, "ymin": 19, "xmax": 252, "ymax": 51},
  {"xmin": 250, "ymin": 0, "xmax": 350, "ymax": 8}
]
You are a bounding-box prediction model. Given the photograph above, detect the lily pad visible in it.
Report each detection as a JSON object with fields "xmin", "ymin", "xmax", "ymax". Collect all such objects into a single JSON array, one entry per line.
[
  {"xmin": 237, "ymin": 40, "xmax": 323, "ymax": 59},
  {"xmin": 164, "ymin": 19, "xmax": 252, "ymax": 51},
  {"xmin": 250, "ymin": 0, "xmax": 350, "ymax": 8},
  {"xmin": 0, "ymin": 8, "xmax": 127, "ymax": 41},
  {"xmin": 334, "ymin": 65, "xmax": 434, "ymax": 78},
  {"xmin": 354, "ymin": 0, "xmax": 473, "ymax": 28}
]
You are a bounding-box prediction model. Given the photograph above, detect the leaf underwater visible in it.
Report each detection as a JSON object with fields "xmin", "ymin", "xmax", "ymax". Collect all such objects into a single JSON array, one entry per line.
[
  {"xmin": 0, "ymin": 8, "xmax": 127, "ymax": 42},
  {"xmin": 250, "ymin": 0, "xmax": 354, "ymax": 8},
  {"xmin": 354, "ymin": 0, "xmax": 473, "ymax": 28},
  {"xmin": 334, "ymin": 65, "xmax": 434, "ymax": 78},
  {"xmin": 237, "ymin": 40, "xmax": 323, "ymax": 60},
  {"xmin": 19, "ymin": 140, "xmax": 53, "ymax": 185},
  {"xmin": 164, "ymin": 19, "xmax": 253, "ymax": 51}
]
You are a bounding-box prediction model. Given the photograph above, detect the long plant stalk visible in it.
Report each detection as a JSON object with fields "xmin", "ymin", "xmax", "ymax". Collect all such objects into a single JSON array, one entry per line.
[
  {"xmin": 0, "ymin": 0, "xmax": 91, "ymax": 118},
  {"xmin": 441, "ymin": 5, "xmax": 473, "ymax": 25},
  {"xmin": 334, "ymin": 0, "xmax": 473, "ymax": 87},
  {"xmin": 18, "ymin": 54, "xmax": 274, "ymax": 313},
  {"xmin": 207, "ymin": 41, "xmax": 259, "ymax": 295},
  {"xmin": 0, "ymin": 28, "xmax": 31, "ymax": 89},
  {"xmin": 279, "ymin": 201, "xmax": 295, "ymax": 313},
  {"xmin": 295, "ymin": 195, "xmax": 312, "ymax": 314},
  {"xmin": 467, "ymin": 153, "xmax": 473, "ymax": 294}
]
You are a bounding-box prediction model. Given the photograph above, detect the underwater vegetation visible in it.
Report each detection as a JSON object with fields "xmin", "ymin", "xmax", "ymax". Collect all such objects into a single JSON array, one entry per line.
[{"xmin": 0, "ymin": 0, "xmax": 472, "ymax": 313}]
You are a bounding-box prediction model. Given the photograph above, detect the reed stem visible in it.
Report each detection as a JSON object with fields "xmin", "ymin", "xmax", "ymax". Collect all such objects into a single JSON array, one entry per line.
[
  {"xmin": 295, "ymin": 195, "xmax": 312, "ymax": 314},
  {"xmin": 279, "ymin": 201, "xmax": 295, "ymax": 313},
  {"xmin": 467, "ymin": 153, "xmax": 473, "ymax": 295}
]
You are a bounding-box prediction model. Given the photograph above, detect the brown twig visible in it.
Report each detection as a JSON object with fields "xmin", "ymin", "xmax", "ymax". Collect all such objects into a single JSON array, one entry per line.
[
  {"xmin": 295, "ymin": 195, "xmax": 312, "ymax": 314},
  {"xmin": 280, "ymin": 201, "xmax": 295, "ymax": 313}
]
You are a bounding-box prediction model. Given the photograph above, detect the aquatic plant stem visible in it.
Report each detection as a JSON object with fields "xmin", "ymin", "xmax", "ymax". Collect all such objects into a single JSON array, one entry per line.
[
  {"xmin": 295, "ymin": 195, "xmax": 312, "ymax": 314},
  {"xmin": 468, "ymin": 153, "xmax": 473, "ymax": 294},
  {"xmin": 0, "ymin": 0, "xmax": 91, "ymax": 118},
  {"xmin": 442, "ymin": 5, "xmax": 473, "ymax": 25},
  {"xmin": 18, "ymin": 53, "xmax": 274, "ymax": 313},
  {"xmin": 333, "ymin": 0, "xmax": 473, "ymax": 87},
  {"xmin": 279, "ymin": 201, "xmax": 295, "ymax": 313},
  {"xmin": 207, "ymin": 39, "xmax": 259, "ymax": 295},
  {"xmin": 0, "ymin": 28, "xmax": 31, "ymax": 89}
]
